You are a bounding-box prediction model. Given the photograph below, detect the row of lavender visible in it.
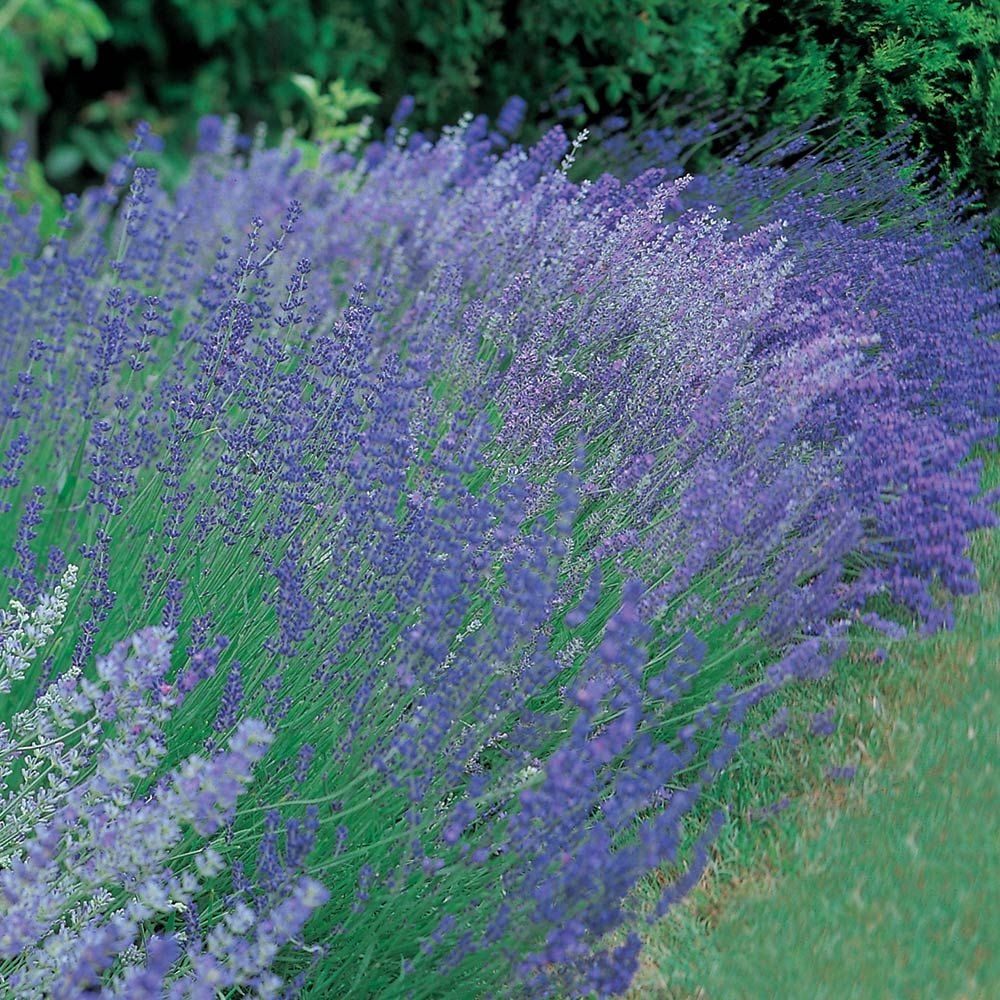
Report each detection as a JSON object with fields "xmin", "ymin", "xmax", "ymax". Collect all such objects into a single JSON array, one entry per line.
[{"xmin": 0, "ymin": 106, "xmax": 997, "ymax": 996}]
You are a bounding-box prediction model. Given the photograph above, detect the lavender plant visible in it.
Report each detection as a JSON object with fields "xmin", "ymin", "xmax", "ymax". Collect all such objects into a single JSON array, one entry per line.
[
  {"xmin": 0, "ymin": 106, "xmax": 996, "ymax": 996},
  {"xmin": 0, "ymin": 580, "xmax": 326, "ymax": 996}
]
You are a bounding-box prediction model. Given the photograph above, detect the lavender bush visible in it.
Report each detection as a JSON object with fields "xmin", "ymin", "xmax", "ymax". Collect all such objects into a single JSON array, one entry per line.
[{"xmin": 0, "ymin": 105, "xmax": 996, "ymax": 996}]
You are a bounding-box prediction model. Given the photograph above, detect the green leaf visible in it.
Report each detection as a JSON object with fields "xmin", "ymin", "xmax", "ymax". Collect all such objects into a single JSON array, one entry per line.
[
  {"xmin": 290, "ymin": 73, "xmax": 320, "ymax": 103},
  {"xmin": 44, "ymin": 142, "xmax": 84, "ymax": 180}
]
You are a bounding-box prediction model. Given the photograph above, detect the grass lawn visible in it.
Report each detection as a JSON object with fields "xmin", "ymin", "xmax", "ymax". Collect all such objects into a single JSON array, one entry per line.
[{"xmin": 628, "ymin": 448, "xmax": 999, "ymax": 998}]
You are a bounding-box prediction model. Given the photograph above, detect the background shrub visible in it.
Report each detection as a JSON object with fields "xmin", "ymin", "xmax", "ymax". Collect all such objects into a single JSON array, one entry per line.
[
  {"xmin": 0, "ymin": 1, "xmax": 993, "ymax": 220},
  {"xmin": 2, "ymin": 0, "xmax": 996, "ymax": 233},
  {"xmin": 0, "ymin": 0, "xmax": 109, "ymax": 144}
]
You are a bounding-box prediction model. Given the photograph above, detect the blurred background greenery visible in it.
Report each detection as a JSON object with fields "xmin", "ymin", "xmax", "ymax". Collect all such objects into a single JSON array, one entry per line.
[{"xmin": 1, "ymin": 0, "xmax": 998, "ymax": 234}]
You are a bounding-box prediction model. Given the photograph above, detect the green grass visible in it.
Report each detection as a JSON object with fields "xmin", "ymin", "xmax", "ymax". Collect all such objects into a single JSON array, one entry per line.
[{"xmin": 626, "ymin": 448, "xmax": 999, "ymax": 998}]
